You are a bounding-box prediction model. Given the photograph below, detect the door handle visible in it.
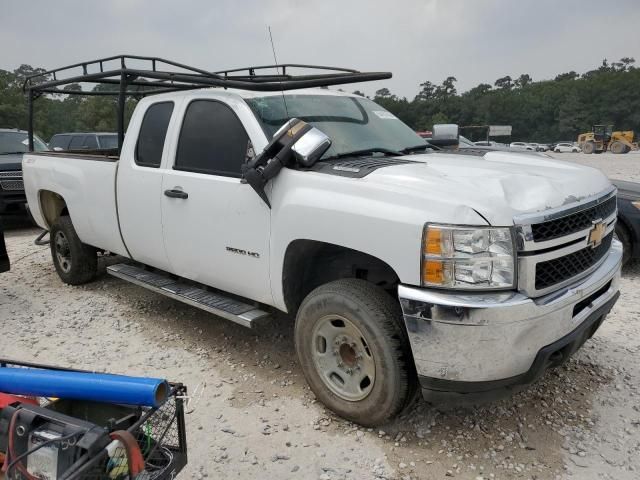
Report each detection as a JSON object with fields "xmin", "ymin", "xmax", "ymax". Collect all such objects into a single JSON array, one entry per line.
[{"xmin": 164, "ymin": 189, "xmax": 188, "ymax": 199}]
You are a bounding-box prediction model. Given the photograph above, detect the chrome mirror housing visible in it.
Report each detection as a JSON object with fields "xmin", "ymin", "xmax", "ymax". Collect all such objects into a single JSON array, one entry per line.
[{"xmin": 292, "ymin": 127, "xmax": 332, "ymax": 167}]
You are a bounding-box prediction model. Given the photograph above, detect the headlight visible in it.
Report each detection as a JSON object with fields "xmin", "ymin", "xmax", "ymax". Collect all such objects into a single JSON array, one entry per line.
[{"xmin": 422, "ymin": 224, "xmax": 516, "ymax": 290}]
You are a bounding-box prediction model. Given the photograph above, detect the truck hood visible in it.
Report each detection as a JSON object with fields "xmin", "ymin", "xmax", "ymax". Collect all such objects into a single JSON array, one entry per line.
[
  {"xmin": 0, "ymin": 153, "xmax": 24, "ymax": 170},
  {"xmin": 365, "ymin": 151, "xmax": 611, "ymax": 225}
]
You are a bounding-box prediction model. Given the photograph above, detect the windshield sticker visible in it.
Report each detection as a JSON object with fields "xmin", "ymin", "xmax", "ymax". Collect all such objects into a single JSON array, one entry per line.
[{"xmin": 373, "ymin": 110, "xmax": 396, "ymax": 120}]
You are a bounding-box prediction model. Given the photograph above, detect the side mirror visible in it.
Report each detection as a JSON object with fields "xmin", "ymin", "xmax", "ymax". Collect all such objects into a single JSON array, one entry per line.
[
  {"xmin": 244, "ymin": 118, "xmax": 331, "ymax": 208},
  {"xmin": 53, "ymin": 147, "xmax": 63, "ymax": 152},
  {"xmin": 429, "ymin": 124, "xmax": 459, "ymax": 147},
  {"xmin": 292, "ymin": 127, "xmax": 331, "ymax": 167}
]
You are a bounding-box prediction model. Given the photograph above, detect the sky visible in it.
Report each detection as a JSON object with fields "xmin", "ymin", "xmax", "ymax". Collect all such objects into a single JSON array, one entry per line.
[{"xmin": 2, "ymin": 0, "xmax": 640, "ymax": 99}]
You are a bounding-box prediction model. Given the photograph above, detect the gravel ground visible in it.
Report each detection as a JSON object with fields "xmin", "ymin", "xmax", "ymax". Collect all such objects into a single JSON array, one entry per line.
[{"xmin": 1, "ymin": 153, "xmax": 639, "ymax": 480}]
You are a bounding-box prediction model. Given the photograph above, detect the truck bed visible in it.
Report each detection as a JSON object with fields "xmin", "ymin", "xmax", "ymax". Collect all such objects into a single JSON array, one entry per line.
[{"xmin": 22, "ymin": 151, "xmax": 129, "ymax": 256}]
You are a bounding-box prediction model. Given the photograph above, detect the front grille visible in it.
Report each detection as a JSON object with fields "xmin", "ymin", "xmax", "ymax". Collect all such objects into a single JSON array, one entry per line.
[
  {"xmin": 531, "ymin": 196, "xmax": 616, "ymax": 242},
  {"xmin": 0, "ymin": 179, "xmax": 24, "ymax": 191},
  {"xmin": 535, "ymin": 232, "xmax": 613, "ymax": 290},
  {"xmin": 0, "ymin": 171, "xmax": 23, "ymax": 191}
]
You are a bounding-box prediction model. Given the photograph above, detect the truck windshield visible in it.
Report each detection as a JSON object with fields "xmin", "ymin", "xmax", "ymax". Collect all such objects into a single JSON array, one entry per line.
[
  {"xmin": 245, "ymin": 94, "xmax": 427, "ymax": 160},
  {"xmin": 0, "ymin": 131, "xmax": 47, "ymax": 154}
]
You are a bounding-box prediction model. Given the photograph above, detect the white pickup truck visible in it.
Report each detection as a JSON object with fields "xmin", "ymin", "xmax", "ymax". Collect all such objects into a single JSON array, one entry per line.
[{"xmin": 23, "ymin": 60, "xmax": 622, "ymax": 426}]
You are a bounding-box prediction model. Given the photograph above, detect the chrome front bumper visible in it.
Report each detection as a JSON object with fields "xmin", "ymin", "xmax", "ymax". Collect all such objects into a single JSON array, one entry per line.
[{"xmin": 399, "ymin": 240, "xmax": 622, "ymax": 397}]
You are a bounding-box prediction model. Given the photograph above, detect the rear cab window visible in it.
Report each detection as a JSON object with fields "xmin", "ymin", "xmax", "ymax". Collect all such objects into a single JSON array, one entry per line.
[{"xmin": 136, "ymin": 102, "xmax": 174, "ymax": 168}]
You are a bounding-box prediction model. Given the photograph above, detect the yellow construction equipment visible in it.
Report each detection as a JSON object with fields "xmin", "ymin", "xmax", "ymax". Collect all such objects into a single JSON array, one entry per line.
[{"xmin": 577, "ymin": 125, "xmax": 639, "ymax": 154}]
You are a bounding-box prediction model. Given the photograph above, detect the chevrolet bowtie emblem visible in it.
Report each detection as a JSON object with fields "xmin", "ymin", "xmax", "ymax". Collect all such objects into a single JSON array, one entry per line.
[{"xmin": 588, "ymin": 220, "xmax": 606, "ymax": 248}]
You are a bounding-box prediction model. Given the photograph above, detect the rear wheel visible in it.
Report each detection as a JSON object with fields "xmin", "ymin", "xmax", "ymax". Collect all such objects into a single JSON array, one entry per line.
[
  {"xmin": 582, "ymin": 142, "xmax": 595, "ymax": 154},
  {"xmin": 610, "ymin": 141, "xmax": 626, "ymax": 154},
  {"xmin": 50, "ymin": 216, "xmax": 97, "ymax": 285},
  {"xmin": 295, "ymin": 279, "xmax": 415, "ymax": 426}
]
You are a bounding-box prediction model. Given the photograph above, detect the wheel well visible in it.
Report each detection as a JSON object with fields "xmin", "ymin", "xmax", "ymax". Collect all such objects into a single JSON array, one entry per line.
[
  {"xmin": 39, "ymin": 190, "xmax": 69, "ymax": 228},
  {"xmin": 282, "ymin": 240, "xmax": 400, "ymax": 313}
]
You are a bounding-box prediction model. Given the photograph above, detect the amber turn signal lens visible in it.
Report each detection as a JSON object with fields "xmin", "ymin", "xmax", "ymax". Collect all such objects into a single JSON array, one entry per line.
[
  {"xmin": 424, "ymin": 228, "xmax": 442, "ymax": 255},
  {"xmin": 423, "ymin": 260, "xmax": 444, "ymax": 285}
]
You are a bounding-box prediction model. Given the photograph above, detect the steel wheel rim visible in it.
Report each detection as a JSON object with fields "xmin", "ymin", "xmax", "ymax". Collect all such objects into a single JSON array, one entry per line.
[
  {"xmin": 54, "ymin": 231, "xmax": 72, "ymax": 273},
  {"xmin": 310, "ymin": 314, "xmax": 376, "ymax": 402}
]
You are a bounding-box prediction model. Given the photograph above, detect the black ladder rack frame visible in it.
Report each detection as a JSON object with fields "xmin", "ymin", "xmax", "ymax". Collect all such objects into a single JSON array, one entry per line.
[{"xmin": 23, "ymin": 54, "xmax": 392, "ymax": 153}]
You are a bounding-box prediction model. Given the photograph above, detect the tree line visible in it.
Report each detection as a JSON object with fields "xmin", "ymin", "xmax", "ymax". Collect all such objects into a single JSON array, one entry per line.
[
  {"xmin": 362, "ymin": 57, "xmax": 640, "ymax": 142},
  {"xmin": 0, "ymin": 65, "xmax": 136, "ymax": 141},
  {"xmin": 1, "ymin": 58, "xmax": 639, "ymax": 143}
]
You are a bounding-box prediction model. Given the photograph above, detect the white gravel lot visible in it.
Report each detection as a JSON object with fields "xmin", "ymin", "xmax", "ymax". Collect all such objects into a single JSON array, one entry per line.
[{"xmin": 0, "ymin": 152, "xmax": 638, "ymax": 480}]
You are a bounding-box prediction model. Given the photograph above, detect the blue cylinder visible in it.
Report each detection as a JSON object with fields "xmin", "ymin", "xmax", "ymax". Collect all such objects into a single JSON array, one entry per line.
[{"xmin": 0, "ymin": 368, "xmax": 169, "ymax": 407}]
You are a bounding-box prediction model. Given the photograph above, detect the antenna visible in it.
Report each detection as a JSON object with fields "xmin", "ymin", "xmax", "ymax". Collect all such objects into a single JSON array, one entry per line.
[{"xmin": 268, "ymin": 26, "xmax": 291, "ymax": 123}]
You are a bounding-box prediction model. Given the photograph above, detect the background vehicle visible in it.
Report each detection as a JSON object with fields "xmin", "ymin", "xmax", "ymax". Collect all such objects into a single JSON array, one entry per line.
[
  {"xmin": 22, "ymin": 56, "xmax": 622, "ymax": 426},
  {"xmin": 611, "ymin": 179, "xmax": 640, "ymax": 265},
  {"xmin": 0, "ymin": 129, "xmax": 48, "ymax": 215},
  {"xmin": 577, "ymin": 125, "xmax": 639, "ymax": 154},
  {"xmin": 49, "ymin": 132, "xmax": 118, "ymax": 152},
  {"xmin": 474, "ymin": 140, "xmax": 506, "ymax": 148},
  {"xmin": 554, "ymin": 142, "xmax": 581, "ymax": 153},
  {"xmin": 509, "ymin": 141, "xmax": 535, "ymax": 151}
]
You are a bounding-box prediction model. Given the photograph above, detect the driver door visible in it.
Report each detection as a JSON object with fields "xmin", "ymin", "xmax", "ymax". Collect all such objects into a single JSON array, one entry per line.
[{"xmin": 160, "ymin": 98, "xmax": 273, "ymax": 304}]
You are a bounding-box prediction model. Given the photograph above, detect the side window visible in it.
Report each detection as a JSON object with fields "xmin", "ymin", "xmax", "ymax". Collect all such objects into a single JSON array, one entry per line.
[
  {"xmin": 68, "ymin": 135, "xmax": 86, "ymax": 150},
  {"xmin": 136, "ymin": 102, "xmax": 174, "ymax": 168},
  {"xmin": 84, "ymin": 135, "xmax": 98, "ymax": 149},
  {"xmin": 175, "ymin": 100, "xmax": 250, "ymax": 177},
  {"xmin": 49, "ymin": 135, "xmax": 70, "ymax": 150}
]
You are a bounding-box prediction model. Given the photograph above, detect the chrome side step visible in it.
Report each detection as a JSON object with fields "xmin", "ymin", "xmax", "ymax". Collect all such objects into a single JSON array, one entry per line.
[{"xmin": 107, "ymin": 263, "xmax": 270, "ymax": 328}]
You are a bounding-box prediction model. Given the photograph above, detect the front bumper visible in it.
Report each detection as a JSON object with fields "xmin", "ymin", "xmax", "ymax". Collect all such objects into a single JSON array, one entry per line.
[{"xmin": 399, "ymin": 239, "xmax": 622, "ymax": 403}]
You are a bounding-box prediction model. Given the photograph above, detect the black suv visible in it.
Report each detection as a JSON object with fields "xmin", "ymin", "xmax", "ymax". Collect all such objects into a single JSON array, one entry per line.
[
  {"xmin": 49, "ymin": 132, "xmax": 118, "ymax": 152},
  {"xmin": 0, "ymin": 128, "xmax": 48, "ymax": 215}
]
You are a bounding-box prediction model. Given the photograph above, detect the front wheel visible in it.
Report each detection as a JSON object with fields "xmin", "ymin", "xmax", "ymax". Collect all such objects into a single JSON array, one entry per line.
[
  {"xmin": 582, "ymin": 142, "xmax": 595, "ymax": 154},
  {"xmin": 50, "ymin": 216, "xmax": 98, "ymax": 285},
  {"xmin": 295, "ymin": 279, "xmax": 416, "ymax": 426}
]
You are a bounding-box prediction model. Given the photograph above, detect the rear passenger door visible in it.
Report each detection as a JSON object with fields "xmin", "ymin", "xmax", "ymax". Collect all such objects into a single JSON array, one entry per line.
[
  {"xmin": 160, "ymin": 98, "xmax": 272, "ymax": 304},
  {"xmin": 117, "ymin": 101, "xmax": 176, "ymax": 271}
]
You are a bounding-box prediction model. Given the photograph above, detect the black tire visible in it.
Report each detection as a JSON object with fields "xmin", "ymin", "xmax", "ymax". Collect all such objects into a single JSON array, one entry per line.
[
  {"xmin": 50, "ymin": 216, "xmax": 97, "ymax": 285},
  {"xmin": 614, "ymin": 222, "xmax": 632, "ymax": 266},
  {"xmin": 582, "ymin": 142, "xmax": 595, "ymax": 154},
  {"xmin": 295, "ymin": 279, "xmax": 416, "ymax": 426},
  {"xmin": 610, "ymin": 141, "xmax": 626, "ymax": 154}
]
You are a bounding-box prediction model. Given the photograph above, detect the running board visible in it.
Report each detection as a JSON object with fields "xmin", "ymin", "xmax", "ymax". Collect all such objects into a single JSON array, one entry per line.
[{"xmin": 107, "ymin": 263, "xmax": 270, "ymax": 328}]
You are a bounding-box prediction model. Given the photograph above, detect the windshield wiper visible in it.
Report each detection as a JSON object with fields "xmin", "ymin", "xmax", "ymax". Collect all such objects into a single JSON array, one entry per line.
[
  {"xmin": 400, "ymin": 144, "xmax": 432, "ymax": 154},
  {"xmin": 0, "ymin": 151, "xmax": 27, "ymax": 155},
  {"xmin": 323, "ymin": 147, "xmax": 403, "ymax": 161}
]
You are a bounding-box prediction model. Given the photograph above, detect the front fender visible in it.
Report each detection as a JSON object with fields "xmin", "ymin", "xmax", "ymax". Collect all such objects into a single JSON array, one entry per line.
[{"xmin": 268, "ymin": 169, "xmax": 487, "ymax": 311}]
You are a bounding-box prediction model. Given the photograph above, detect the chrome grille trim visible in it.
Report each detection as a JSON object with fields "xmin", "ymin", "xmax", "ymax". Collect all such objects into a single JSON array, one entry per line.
[
  {"xmin": 0, "ymin": 170, "xmax": 22, "ymax": 178},
  {"xmin": 513, "ymin": 185, "xmax": 616, "ymax": 227},
  {"xmin": 515, "ymin": 187, "xmax": 618, "ymax": 297}
]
